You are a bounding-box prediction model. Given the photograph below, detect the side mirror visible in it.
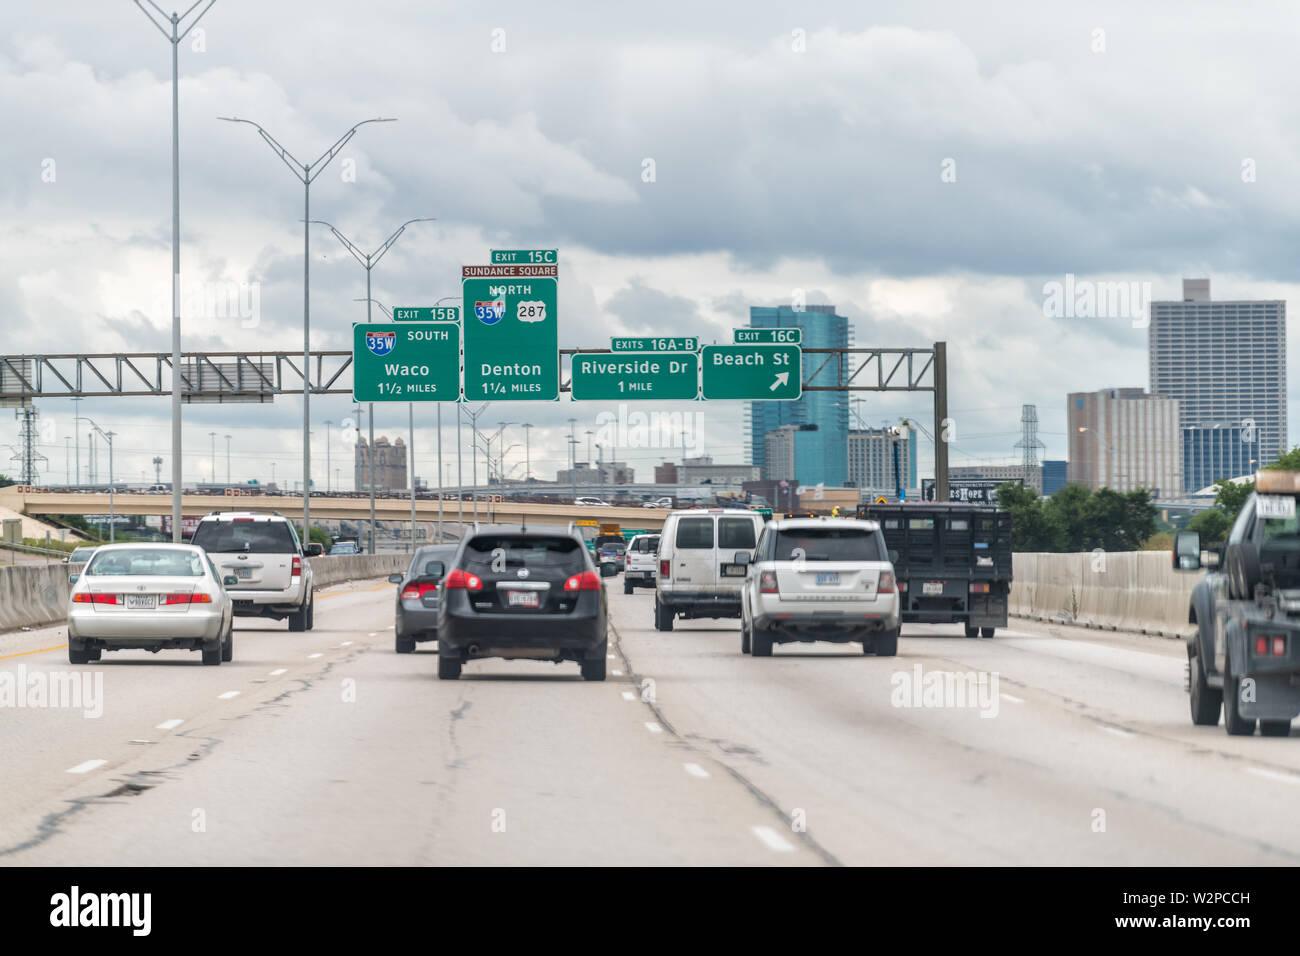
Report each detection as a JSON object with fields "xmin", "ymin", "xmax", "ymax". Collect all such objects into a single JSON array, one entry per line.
[
  {"xmin": 68, "ymin": 573, "xmax": 79, "ymax": 584},
  {"xmin": 1173, "ymin": 530, "xmax": 1202, "ymax": 571},
  {"xmin": 305, "ymin": 543, "xmax": 324, "ymax": 557},
  {"xmin": 424, "ymin": 561, "xmax": 445, "ymax": 579},
  {"xmin": 732, "ymin": 551, "xmax": 750, "ymax": 566},
  {"xmin": 387, "ymin": 573, "xmax": 404, "ymax": 584},
  {"xmin": 223, "ymin": 575, "xmax": 239, "ymax": 587}
]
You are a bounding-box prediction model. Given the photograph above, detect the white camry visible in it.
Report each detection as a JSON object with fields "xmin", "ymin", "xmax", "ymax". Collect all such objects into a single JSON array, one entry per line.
[{"xmin": 66, "ymin": 544, "xmax": 236, "ymax": 666}]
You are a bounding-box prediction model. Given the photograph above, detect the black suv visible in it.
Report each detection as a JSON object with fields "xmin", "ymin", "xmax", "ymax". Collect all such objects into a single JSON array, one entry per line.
[{"xmin": 436, "ymin": 524, "xmax": 608, "ymax": 681}]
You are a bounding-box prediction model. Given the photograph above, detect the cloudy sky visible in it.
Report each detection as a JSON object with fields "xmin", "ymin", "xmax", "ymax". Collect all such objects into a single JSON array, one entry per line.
[{"xmin": 2, "ymin": 0, "xmax": 1297, "ymax": 489}]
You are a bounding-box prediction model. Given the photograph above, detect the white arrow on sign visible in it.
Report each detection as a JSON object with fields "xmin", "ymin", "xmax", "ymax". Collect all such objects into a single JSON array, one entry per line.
[{"xmin": 770, "ymin": 372, "xmax": 789, "ymax": 391}]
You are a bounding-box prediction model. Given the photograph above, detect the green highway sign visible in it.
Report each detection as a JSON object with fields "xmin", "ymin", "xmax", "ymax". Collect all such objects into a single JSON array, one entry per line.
[
  {"xmin": 610, "ymin": 336, "xmax": 699, "ymax": 353},
  {"xmin": 701, "ymin": 344, "xmax": 801, "ymax": 400},
  {"xmin": 491, "ymin": 249, "xmax": 557, "ymax": 265},
  {"xmin": 734, "ymin": 327, "xmax": 802, "ymax": 345},
  {"xmin": 393, "ymin": 306, "xmax": 460, "ymax": 322},
  {"xmin": 462, "ymin": 275, "xmax": 558, "ymax": 400},
  {"xmin": 353, "ymin": 323, "xmax": 461, "ymax": 402},
  {"xmin": 571, "ymin": 352, "xmax": 699, "ymax": 401}
]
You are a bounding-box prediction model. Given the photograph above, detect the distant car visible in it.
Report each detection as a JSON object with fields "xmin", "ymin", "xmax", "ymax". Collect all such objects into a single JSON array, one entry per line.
[
  {"xmin": 623, "ymin": 533, "xmax": 660, "ymax": 594},
  {"xmin": 574, "ymin": 496, "xmax": 611, "ymax": 507},
  {"xmin": 389, "ymin": 545, "xmax": 456, "ymax": 653},
  {"xmin": 67, "ymin": 543, "xmax": 236, "ymax": 665},
  {"xmin": 329, "ymin": 541, "xmax": 358, "ymax": 556},
  {"xmin": 740, "ymin": 517, "xmax": 900, "ymax": 657},
  {"xmin": 436, "ymin": 524, "xmax": 608, "ymax": 681},
  {"xmin": 598, "ymin": 540, "xmax": 627, "ymax": 572},
  {"xmin": 643, "ymin": 497, "xmax": 674, "ymax": 509},
  {"xmin": 64, "ymin": 546, "xmax": 98, "ymax": 565},
  {"xmin": 189, "ymin": 512, "xmax": 315, "ymax": 631}
]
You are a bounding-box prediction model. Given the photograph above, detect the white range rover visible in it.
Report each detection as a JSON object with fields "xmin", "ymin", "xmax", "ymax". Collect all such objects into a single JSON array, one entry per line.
[
  {"xmin": 740, "ymin": 517, "xmax": 899, "ymax": 657},
  {"xmin": 189, "ymin": 512, "xmax": 316, "ymax": 631}
]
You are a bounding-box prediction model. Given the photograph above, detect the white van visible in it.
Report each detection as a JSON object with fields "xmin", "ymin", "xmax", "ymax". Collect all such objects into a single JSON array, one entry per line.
[{"xmin": 654, "ymin": 509, "xmax": 765, "ymax": 630}]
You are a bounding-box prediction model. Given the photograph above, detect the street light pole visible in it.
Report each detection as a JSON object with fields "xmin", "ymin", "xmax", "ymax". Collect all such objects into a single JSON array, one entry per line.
[
  {"xmin": 218, "ymin": 114, "xmax": 395, "ymax": 551},
  {"xmin": 209, "ymin": 431, "xmax": 216, "ymax": 484},
  {"xmin": 134, "ymin": 0, "xmax": 217, "ymax": 542},
  {"xmin": 522, "ymin": 423, "xmax": 532, "ymax": 486},
  {"xmin": 224, "ymin": 434, "xmax": 231, "ymax": 485}
]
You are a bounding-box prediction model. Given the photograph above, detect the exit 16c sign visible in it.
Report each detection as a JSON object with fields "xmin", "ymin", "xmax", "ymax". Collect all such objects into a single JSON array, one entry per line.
[{"xmin": 352, "ymin": 323, "xmax": 461, "ymax": 402}]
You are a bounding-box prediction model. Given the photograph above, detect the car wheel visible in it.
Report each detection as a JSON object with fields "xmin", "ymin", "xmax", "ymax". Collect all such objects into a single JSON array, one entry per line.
[
  {"xmin": 875, "ymin": 627, "xmax": 899, "ymax": 657},
  {"xmin": 201, "ymin": 642, "xmax": 222, "ymax": 666},
  {"xmin": 1222, "ymin": 658, "xmax": 1256, "ymax": 736},
  {"xmin": 220, "ymin": 622, "xmax": 234, "ymax": 663},
  {"xmin": 395, "ymin": 633, "xmax": 415, "ymax": 654},
  {"xmin": 581, "ymin": 656, "xmax": 607, "ymax": 681},
  {"xmin": 741, "ymin": 615, "xmax": 752, "ymax": 655},
  {"xmin": 964, "ymin": 623, "xmax": 979, "ymax": 639},
  {"xmin": 68, "ymin": 642, "xmax": 92, "ymax": 665},
  {"xmin": 304, "ymin": 592, "xmax": 315, "ymax": 630},
  {"xmin": 624, "ymin": 579, "xmax": 633, "ymax": 596},
  {"xmin": 1260, "ymin": 720, "xmax": 1291, "ymax": 737},
  {"xmin": 654, "ymin": 598, "xmax": 674, "ymax": 632},
  {"xmin": 437, "ymin": 655, "xmax": 462, "ymax": 680},
  {"xmin": 288, "ymin": 602, "xmax": 307, "ymax": 632},
  {"xmin": 751, "ymin": 624, "xmax": 773, "ymax": 657},
  {"xmin": 1188, "ymin": 649, "xmax": 1222, "ymax": 726},
  {"xmin": 89, "ymin": 646, "xmax": 102, "ymax": 662},
  {"xmin": 980, "ymin": 627, "xmax": 996, "ymax": 639}
]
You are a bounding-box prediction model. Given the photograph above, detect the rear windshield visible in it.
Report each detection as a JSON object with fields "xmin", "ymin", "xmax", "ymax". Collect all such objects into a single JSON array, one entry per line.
[
  {"xmin": 771, "ymin": 528, "xmax": 884, "ymax": 562},
  {"xmin": 675, "ymin": 517, "xmax": 714, "ymax": 549},
  {"xmin": 463, "ymin": 535, "xmax": 587, "ymax": 572},
  {"xmin": 192, "ymin": 520, "xmax": 298, "ymax": 554},
  {"xmin": 86, "ymin": 548, "xmax": 205, "ymax": 577},
  {"xmin": 719, "ymin": 517, "xmax": 757, "ymax": 549},
  {"xmin": 631, "ymin": 536, "xmax": 660, "ymax": 553}
]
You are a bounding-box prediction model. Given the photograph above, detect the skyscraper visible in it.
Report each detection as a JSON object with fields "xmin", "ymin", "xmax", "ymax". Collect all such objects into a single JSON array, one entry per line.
[
  {"xmin": 1067, "ymin": 388, "xmax": 1181, "ymax": 495},
  {"xmin": 1149, "ymin": 278, "xmax": 1286, "ymax": 488},
  {"xmin": 747, "ymin": 305, "xmax": 849, "ymax": 486}
]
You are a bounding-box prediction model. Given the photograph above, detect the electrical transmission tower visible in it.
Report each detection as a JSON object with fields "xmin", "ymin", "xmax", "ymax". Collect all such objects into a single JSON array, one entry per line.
[
  {"xmin": 1013, "ymin": 404, "xmax": 1045, "ymax": 475},
  {"xmin": 11, "ymin": 407, "xmax": 48, "ymax": 483}
]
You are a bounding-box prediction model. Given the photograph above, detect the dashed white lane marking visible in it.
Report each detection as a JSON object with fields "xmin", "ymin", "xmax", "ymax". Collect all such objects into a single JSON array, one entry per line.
[
  {"xmin": 269, "ymin": 669, "xmax": 287, "ymax": 676},
  {"xmin": 683, "ymin": 762, "xmax": 711, "ymax": 779},
  {"xmin": 308, "ymin": 653, "xmax": 323, "ymax": 659},
  {"xmin": 66, "ymin": 759, "xmax": 106, "ymax": 774},
  {"xmin": 1247, "ymin": 766, "xmax": 1300, "ymax": 785},
  {"xmin": 644, "ymin": 722, "xmax": 663, "ymax": 734},
  {"xmin": 1099, "ymin": 725, "xmax": 1133, "ymax": 738},
  {"xmin": 1000, "ymin": 693, "xmax": 1024, "ymax": 704},
  {"xmin": 368, "ymin": 633, "xmax": 377, "ymax": 637},
  {"xmin": 129, "ymin": 739, "xmax": 152, "ymax": 745},
  {"xmin": 622, "ymin": 691, "xmax": 636, "ymax": 701},
  {"xmin": 750, "ymin": 825, "xmax": 795, "ymax": 852},
  {"xmin": 156, "ymin": 718, "xmax": 184, "ymax": 730},
  {"xmin": 612, "ymin": 669, "xmax": 623, "ymax": 676},
  {"xmin": 217, "ymin": 691, "xmax": 241, "ymax": 700},
  {"xmin": 607, "ymin": 653, "xmax": 615, "ymax": 659},
  {"xmin": 341, "ymin": 641, "xmax": 353, "ymax": 646}
]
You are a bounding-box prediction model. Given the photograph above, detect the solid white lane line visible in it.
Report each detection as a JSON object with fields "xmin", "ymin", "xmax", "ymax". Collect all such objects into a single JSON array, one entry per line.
[
  {"xmin": 156, "ymin": 719, "xmax": 183, "ymax": 730},
  {"xmin": 217, "ymin": 691, "xmax": 240, "ymax": 700},
  {"xmin": 644, "ymin": 722, "xmax": 663, "ymax": 734},
  {"xmin": 683, "ymin": 762, "xmax": 711, "ymax": 779},
  {"xmin": 1000, "ymin": 693, "xmax": 1024, "ymax": 703},
  {"xmin": 1247, "ymin": 766, "xmax": 1300, "ymax": 785},
  {"xmin": 269, "ymin": 669, "xmax": 287, "ymax": 676},
  {"xmin": 1099, "ymin": 725, "xmax": 1133, "ymax": 738},
  {"xmin": 308, "ymin": 653, "xmax": 323, "ymax": 659},
  {"xmin": 750, "ymin": 825, "xmax": 795, "ymax": 852},
  {"xmin": 621, "ymin": 691, "xmax": 636, "ymax": 701},
  {"xmin": 66, "ymin": 759, "xmax": 106, "ymax": 774}
]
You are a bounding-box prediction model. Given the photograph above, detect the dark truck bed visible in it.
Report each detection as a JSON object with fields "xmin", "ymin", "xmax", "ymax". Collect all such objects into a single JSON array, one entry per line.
[{"xmin": 857, "ymin": 503, "xmax": 1012, "ymax": 636}]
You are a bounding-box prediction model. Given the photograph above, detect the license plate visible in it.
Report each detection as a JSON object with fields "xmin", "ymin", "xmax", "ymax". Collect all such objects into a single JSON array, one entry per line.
[
  {"xmin": 722, "ymin": 564, "xmax": 747, "ymax": 576},
  {"xmin": 923, "ymin": 581, "xmax": 944, "ymax": 596},
  {"xmin": 126, "ymin": 594, "xmax": 157, "ymax": 609},
  {"xmin": 815, "ymin": 572, "xmax": 840, "ymax": 586},
  {"xmin": 236, "ymin": 568, "xmax": 253, "ymax": 580},
  {"xmin": 506, "ymin": 590, "xmax": 540, "ymax": 608}
]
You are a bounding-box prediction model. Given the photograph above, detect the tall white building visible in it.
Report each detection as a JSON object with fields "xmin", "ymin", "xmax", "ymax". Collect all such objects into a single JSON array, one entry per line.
[
  {"xmin": 848, "ymin": 427, "xmax": 915, "ymax": 495},
  {"xmin": 1067, "ymin": 388, "xmax": 1181, "ymax": 495}
]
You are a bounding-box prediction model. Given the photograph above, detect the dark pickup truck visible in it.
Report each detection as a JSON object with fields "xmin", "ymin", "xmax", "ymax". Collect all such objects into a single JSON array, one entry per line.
[
  {"xmin": 1174, "ymin": 470, "xmax": 1300, "ymax": 736},
  {"xmin": 857, "ymin": 503, "xmax": 1012, "ymax": 638}
]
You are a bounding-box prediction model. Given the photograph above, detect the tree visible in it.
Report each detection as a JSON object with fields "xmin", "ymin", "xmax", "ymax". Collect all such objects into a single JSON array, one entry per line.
[
  {"xmin": 996, "ymin": 481, "xmax": 1060, "ymax": 552},
  {"xmin": 0, "ymin": 474, "xmax": 13, "ymax": 488},
  {"xmin": 1045, "ymin": 484, "xmax": 1092, "ymax": 551},
  {"xmin": 1264, "ymin": 447, "xmax": 1300, "ymax": 471},
  {"xmin": 1187, "ymin": 508, "xmax": 1230, "ymax": 544},
  {"xmin": 1213, "ymin": 478, "xmax": 1254, "ymax": 524}
]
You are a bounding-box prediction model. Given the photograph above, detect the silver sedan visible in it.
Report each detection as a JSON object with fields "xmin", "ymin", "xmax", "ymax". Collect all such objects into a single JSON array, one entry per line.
[{"xmin": 67, "ymin": 544, "xmax": 236, "ymax": 666}]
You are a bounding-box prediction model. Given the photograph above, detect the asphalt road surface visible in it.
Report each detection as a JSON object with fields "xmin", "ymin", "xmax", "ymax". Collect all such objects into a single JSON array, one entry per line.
[{"xmin": 2, "ymin": 575, "xmax": 1299, "ymax": 865}]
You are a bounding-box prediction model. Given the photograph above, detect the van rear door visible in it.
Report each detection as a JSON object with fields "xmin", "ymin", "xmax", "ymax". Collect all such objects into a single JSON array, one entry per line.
[{"xmin": 670, "ymin": 516, "xmax": 716, "ymax": 590}]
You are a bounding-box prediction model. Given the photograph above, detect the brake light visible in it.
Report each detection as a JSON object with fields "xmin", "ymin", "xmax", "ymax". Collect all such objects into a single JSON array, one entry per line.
[
  {"xmin": 564, "ymin": 570, "xmax": 602, "ymax": 591},
  {"xmin": 73, "ymin": 592, "xmax": 119, "ymax": 605},
  {"xmin": 291, "ymin": 556, "xmax": 302, "ymax": 577},
  {"xmin": 898, "ymin": 580, "xmax": 908, "ymax": 592},
  {"xmin": 759, "ymin": 571, "xmax": 778, "ymax": 594},
  {"xmin": 1256, "ymin": 636, "xmax": 1268, "ymax": 655},
  {"xmin": 444, "ymin": 569, "xmax": 483, "ymax": 591},
  {"xmin": 969, "ymin": 582, "xmax": 990, "ymax": 594},
  {"xmin": 659, "ymin": 559, "xmax": 670, "ymax": 579},
  {"xmin": 878, "ymin": 571, "xmax": 895, "ymax": 594},
  {"xmin": 401, "ymin": 583, "xmax": 438, "ymax": 600},
  {"xmin": 162, "ymin": 593, "xmax": 211, "ymax": 605}
]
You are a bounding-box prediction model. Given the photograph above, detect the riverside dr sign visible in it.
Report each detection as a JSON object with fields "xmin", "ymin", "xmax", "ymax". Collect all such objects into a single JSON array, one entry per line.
[
  {"xmin": 571, "ymin": 352, "xmax": 700, "ymax": 400},
  {"xmin": 462, "ymin": 266, "xmax": 559, "ymax": 400},
  {"xmin": 352, "ymin": 322, "xmax": 460, "ymax": 402},
  {"xmin": 700, "ymin": 344, "xmax": 802, "ymax": 400}
]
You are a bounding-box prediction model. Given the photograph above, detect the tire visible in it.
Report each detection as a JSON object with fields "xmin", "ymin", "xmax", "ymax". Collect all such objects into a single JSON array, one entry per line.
[
  {"xmin": 875, "ymin": 627, "xmax": 899, "ymax": 657},
  {"xmin": 964, "ymin": 623, "xmax": 979, "ymax": 639},
  {"xmin": 220, "ymin": 622, "xmax": 234, "ymax": 662},
  {"xmin": 751, "ymin": 624, "xmax": 773, "ymax": 657},
  {"xmin": 201, "ymin": 642, "xmax": 222, "ymax": 666},
  {"xmin": 980, "ymin": 627, "xmax": 995, "ymax": 639},
  {"xmin": 1188, "ymin": 649, "xmax": 1222, "ymax": 726},
  {"xmin": 68, "ymin": 643, "xmax": 92, "ymax": 665},
  {"xmin": 1260, "ymin": 720, "xmax": 1291, "ymax": 737},
  {"xmin": 1223, "ymin": 659, "xmax": 1256, "ymax": 736},
  {"xmin": 581, "ymin": 656, "xmax": 607, "ymax": 681},
  {"xmin": 88, "ymin": 646, "xmax": 102, "ymax": 662},
  {"xmin": 624, "ymin": 580, "xmax": 633, "ymax": 595},
  {"xmin": 438, "ymin": 655, "xmax": 462, "ymax": 680},
  {"xmin": 304, "ymin": 592, "xmax": 315, "ymax": 630},
  {"xmin": 395, "ymin": 633, "xmax": 416, "ymax": 654},
  {"xmin": 741, "ymin": 615, "xmax": 752, "ymax": 655},
  {"xmin": 654, "ymin": 598, "xmax": 674, "ymax": 632},
  {"xmin": 287, "ymin": 603, "xmax": 306, "ymax": 632}
]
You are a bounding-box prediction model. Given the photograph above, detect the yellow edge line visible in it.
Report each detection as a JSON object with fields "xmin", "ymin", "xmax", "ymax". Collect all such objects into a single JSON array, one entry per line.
[{"xmin": 0, "ymin": 643, "xmax": 67, "ymax": 661}]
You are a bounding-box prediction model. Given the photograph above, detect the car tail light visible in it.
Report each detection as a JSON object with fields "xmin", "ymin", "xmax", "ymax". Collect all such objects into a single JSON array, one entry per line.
[
  {"xmin": 291, "ymin": 556, "xmax": 302, "ymax": 577},
  {"xmin": 162, "ymin": 593, "xmax": 211, "ymax": 605},
  {"xmin": 759, "ymin": 571, "xmax": 778, "ymax": 594},
  {"xmin": 564, "ymin": 570, "xmax": 602, "ymax": 591},
  {"xmin": 659, "ymin": 559, "xmax": 670, "ymax": 579},
  {"xmin": 73, "ymin": 592, "xmax": 119, "ymax": 605},
  {"xmin": 969, "ymin": 582, "xmax": 990, "ymax": 594},
  {"xmin": 1274, "ymin": 636, "xmax": 1288, "ymax": 657},
  {"xmin": 1256, "ymin": 636, "xmax": 1268, "ymax": 655},
  {"xmin": 401, "ymin": 583, "xmax": 437, "ymax": 600},
  {"xmin": 898, "ymin": 580, "xmax": 908, "ymax": 592},
  {"xmin": 444, "ymin": 569, "xmax": 483, "ymax": 591},
  {"xmin": 878, "ymin": 571, "xmax": 895, "ymax": 594}
]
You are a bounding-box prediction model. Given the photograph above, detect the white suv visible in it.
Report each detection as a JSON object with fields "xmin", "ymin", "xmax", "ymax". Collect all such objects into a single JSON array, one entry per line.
[
  {"xmin": 654, "ymin": 509, "xmax": 764, "ymax": 630},
  {"xmin": 189, "ymin": 512, "xmax": 315, "ymax": 630},
  {"xmin": 740, "ymin": 517, "xmax": 899, "ymax": 656},
  {"xmin": 623, "ymin": 533, "xmax": 660, "ymax": 594}
]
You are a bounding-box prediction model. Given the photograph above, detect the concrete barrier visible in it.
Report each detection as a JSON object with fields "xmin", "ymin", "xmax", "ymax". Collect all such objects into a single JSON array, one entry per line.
[
  {"xmin": 0, "ymin": 554, "xmax": 410, "ymax": 634},
  {"xmin": 1010, "ymin": 551, "xmax": 1203, "ymax": 638}
]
